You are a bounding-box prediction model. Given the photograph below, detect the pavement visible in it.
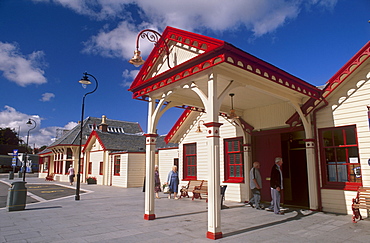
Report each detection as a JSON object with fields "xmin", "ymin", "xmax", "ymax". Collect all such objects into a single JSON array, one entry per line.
[{"xmin": 0, "ymin": 174, "xmax": 370, "ymax": 243}]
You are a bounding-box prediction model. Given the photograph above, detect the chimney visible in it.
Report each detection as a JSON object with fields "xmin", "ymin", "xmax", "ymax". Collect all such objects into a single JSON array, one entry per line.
[{"xmin": 99, "ymin": 115, "xmax": 108, "ymax": 132}]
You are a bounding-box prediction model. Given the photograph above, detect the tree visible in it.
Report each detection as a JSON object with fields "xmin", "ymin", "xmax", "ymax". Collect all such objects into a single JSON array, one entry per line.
[{"xmin": 0, "ymin": 128, "xmax": 21, "ymax": 145}]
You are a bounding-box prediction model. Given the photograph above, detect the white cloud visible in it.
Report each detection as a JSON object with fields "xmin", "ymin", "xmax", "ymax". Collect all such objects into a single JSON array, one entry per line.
[
  {"xmin": 34, "ymin": 0, "xmax": 338, "ymax": 61},
  {"xmin": 40, "ymin": 92, "xmax": 55, "ymax": 102},
  {"xmin": 0, "ymin": 42, "xmax": 47, "ymax": 87},
  {"xmin": 121, "ymin": 69, "xmax": 139, "ymax": 87},
  {"xmin": 0, "ymin": 106, "xmax": 76, "ymax": 148}
]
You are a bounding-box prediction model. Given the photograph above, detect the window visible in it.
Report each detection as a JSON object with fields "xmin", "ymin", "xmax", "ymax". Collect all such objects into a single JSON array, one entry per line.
[
  {"xmin": 66, "ymin": 148, "xmax": 73, "ymax": 159},
  {"xmin": 224, "ymin": 137, "xmax": 244, "ymax": 183},
  {"xmin": 183, "ymin": 143, "xmax": 197, "ymax": 180},
  {"xmin": 99, "ymin": 162, "xmax": 103, "ymax": 175},
  {"xmin": 42, "ymin": 156, "xmax": 49, "ymax": 172},
  {"xmin": 65, "ymin": 161, "xmax": 72, "ymax": 174},
  {"xmin": 319, "ymin": 125, "xmax": 361, "ymax": 190},
  {"xmin": 114, "ymin": 156, "xmax": 120, "ymax": 176},
  {"xmin": 88, "ymin": 162, "xmax": 92, "ymax": 174}
]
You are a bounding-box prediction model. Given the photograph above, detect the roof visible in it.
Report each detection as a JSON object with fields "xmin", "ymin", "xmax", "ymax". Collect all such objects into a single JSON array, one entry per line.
[
  {"xmin": 129, "ymin": 26, "xmax": 321, "ymax": 101},
  {"xmin": 48, "ymin": 116, "xmax": 143, "ymax": 148}
]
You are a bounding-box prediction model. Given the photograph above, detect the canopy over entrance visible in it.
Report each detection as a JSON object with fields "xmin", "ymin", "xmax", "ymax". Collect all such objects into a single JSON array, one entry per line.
[{"xmin": 129, "ymin": 26, "xmax": 322, "ymax": 240}]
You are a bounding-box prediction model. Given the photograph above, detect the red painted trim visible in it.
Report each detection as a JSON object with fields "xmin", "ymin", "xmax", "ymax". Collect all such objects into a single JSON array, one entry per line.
[
  {"xmin": 130, "ymin": 26, "xmax": 321, "ymax": 101},
  {"xmin": 303, "ymin": 139, "xmax": 315, "ymax": 142},
  {"xmin": 83, "ymin": 130, "xmax": 107, "ymax": 153},
  {"xmin": 204, "ymin": 122, "xmax": 223, "ymax": 128},
  {"xmin": 206, "ymin": 231, "xmax": 223, "ymax": 240},
  {"xmin": 287, "ymin": 41, "xmax": 370, "ymax": 127},
  {"xmin": 144, "ymin": 214, "xmax": 156, "ymax": 220},
  {"xmin": 144, "ymin": 133, "xmax": 159, "ymax": 138},
  {"xmin": 165, "ymin": 109, "xmax": 192, "ymax": 143},
  {"xmin": 239, "ymin": 117, "xmax": 254, "ymax": 134},
  {"xmin": 323, "ymin": 41, "xmax": 370, "ymax": 98},
  {"xmin": 158, "ymin": 147, "xmax": 178, "ymax": 150},
  {"xmin": 129, "ymin": 26, "xmax": 225, "ymax": 93}
]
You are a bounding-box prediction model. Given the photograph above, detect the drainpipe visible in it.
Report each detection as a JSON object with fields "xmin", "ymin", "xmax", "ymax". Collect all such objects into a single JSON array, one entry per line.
[
  {"xmin": 312, "ymin": 97, "xmax": 328, "ymax": 211},
  {"xmin": 110, "ymin": 155, "xmax": 113, "ymax": 186}
]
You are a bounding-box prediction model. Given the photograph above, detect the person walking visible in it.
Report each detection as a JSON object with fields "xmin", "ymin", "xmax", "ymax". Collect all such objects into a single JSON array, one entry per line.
[
  {"xmin": 269, "ymin": 157, "xmax": 284, "ymax": 215},
  {"xmin": 154, "ymin": 165, "xmax": 161, "ymax": 199},
  {"xmin": 167, "ymin": 165, "xmax": 179, "ymax": 199},
  {"xmin": 248, "ymin": 161, "xmax": 263, "ymax": 209},
  {"xmin": 67, "ymin": 165, "xmax": 75, "ymax": 186}
]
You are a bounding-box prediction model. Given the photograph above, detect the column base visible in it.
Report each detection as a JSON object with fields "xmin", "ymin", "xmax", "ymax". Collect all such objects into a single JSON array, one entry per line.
[
  {"xmin": 144, "ymin": 214, "xmax": 156, "ymax": 220},
  {"xmin": 206, "ymin": 231, "xmax": 223, "ymax": 240}
]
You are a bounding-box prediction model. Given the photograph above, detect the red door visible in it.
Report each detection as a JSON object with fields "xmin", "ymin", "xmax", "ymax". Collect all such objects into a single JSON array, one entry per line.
[{"xmin": 252, "ymin": 133, "xmax": 282, "ymax": 202}]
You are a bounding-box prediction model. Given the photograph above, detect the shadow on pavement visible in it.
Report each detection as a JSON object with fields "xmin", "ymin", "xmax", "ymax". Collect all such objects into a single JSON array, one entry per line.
[{"xmin": 223, "ymin": 209, "xmax": 317, "ymax": 238}]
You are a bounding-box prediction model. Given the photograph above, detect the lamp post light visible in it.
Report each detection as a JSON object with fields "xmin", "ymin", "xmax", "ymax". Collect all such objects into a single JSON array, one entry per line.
[
  {"xmin": 75, "ymin": 72, "xmax": 98, "ymax": 201},
  {"xmin": 129, "ymin": 29, "xmax": 172, "ymax": 68},
  {"xmin": 23, "ymin": 118, "xmax": 36, "ymax": 182}
]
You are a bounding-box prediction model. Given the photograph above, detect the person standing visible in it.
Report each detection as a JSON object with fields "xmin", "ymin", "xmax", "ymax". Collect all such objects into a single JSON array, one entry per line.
[
  {"xmin": 248, "ymin": 161, "xmax": 262, "ymax": 209},
  {"xmin": 269, "ymin": 157, "xmax": 284, "ymax": 215},
  {"xmin": 154, "ymin": 165, "xmax": 161, "ymax": 199},
  {"xmin": 167, "ymin": 165, "xmax": 179, "ymax": 199},
  {"xmin": 67, "ymin": 165, "xmax": 75, "ymax": 186}
]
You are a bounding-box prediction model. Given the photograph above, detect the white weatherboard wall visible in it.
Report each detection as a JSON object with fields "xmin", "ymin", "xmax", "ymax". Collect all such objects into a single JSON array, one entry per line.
[
  {"xmin": 170, "ymin": 113, "xmax": 250, "ymax": 202},
  {"xmin": 316, "ymin": 70, "xmax": 370, "ymax": 215},
  {"xmin": 158, "ymin": 148, "xmax": 179, "ymax": 187},
  {"xmin": 244, "ymin": 102, "xmax": 295, "ymax": 130},
  {"xmin": 127, "ymin": 153, "xmax": 146, "ymax": 187}
]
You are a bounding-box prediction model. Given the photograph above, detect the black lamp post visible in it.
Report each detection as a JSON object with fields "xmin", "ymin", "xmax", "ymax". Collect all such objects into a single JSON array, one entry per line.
[
  {"xmin": 75, "ymin": 72, "xmax": 98, "ymax": 201},
  {"xmin": 23, "ymin": 118, "xmax": 36, "ymax": 182}
]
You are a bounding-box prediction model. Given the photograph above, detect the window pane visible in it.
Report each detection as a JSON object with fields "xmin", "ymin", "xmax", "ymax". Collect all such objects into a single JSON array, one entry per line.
[
  {"xmin": 337, "ymin": 163, "xmax": 348, "ymax": 182},
  {"xmin": 236, "ymin": 165, "xmax": 240, "ymax": 177},
  {"xmin": 233, "ymin": 141, "xmax": 239, "ymax": 151},
  {"xmin": 229, "ymin": 155, "xmax": 234, "ymax": 164},
  {"xmin": 228, "ymin": 141, "xmax": 233, "ymax": 152},
  {"xmin": 345, "ymin": 128, "xmax": 356, "ymax": 145},
  {"xmin": 336, "ymin": 148, "xmax": 346, "ymax": 162},
  {"xmin": 327, "ymin": 163, "xmax": 337, "ymax": 182},
  {"xmin": 324, "ymin": 148, "xmax": 334, "ymax": 162},
  {"xmin": 333, "ymin": 129, "xmax": 344, "ymax": 146},
  {"xmin": 230, "ymin": 166, "xmax": 234, "ymax": 177},
  {"xmin": 235, "ymin": 155, "xmax": 240, "ymax": 164},
  {"xmin": 348, "ymin": 147, "xmax": 358, "ymax": 158},
  {"xmin": 322, "ymin": 130, "xmax": 333, "ymax": 146}
]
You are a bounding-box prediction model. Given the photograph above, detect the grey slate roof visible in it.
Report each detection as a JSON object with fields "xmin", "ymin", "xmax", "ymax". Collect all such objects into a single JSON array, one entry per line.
[
  {"xmin": 94, "ymin": 130, "xmax": 146, "ymax": 152},
  {"xmin": 48, "ymin": 117, "xmax": 143, "ymax": 148},
  {"xmin": 44, "ymin": 116, "xmax": 177, "ymax": 153}
]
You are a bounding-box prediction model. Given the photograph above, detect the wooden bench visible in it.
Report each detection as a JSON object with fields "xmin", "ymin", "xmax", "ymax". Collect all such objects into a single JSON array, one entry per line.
[
  {"xmin": 45, "ymin": 173, "xmax": 55, "ymax": 181},
  {"xmin": 179, "ymin": 180, "xmax": 203, "ymax": 199},
  {"xmin": 192, "ymin": 180, "xmax": 208, "ymax": 201},
  {"xmin": 352, "ymin": 187, "xmax": 370, "ymax": 223}
]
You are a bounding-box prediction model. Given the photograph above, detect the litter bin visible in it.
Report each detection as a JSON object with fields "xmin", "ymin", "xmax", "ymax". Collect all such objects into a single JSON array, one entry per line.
[
  {"xmin": 9, "ymin": 171, "xmax": 14, "ymax": 180},
  {"xmin": 18, "ymin": 171, "xmax": 22, "ymax": 178},
  {"xmin": 7, "ymin": 181, "xmax": 27, "ymax": 211}
]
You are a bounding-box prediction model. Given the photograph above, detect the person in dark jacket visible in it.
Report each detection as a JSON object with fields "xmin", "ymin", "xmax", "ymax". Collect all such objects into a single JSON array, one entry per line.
[{"xmin": 269, "ymin": 157, "xmax": 284, "ymax": 215}]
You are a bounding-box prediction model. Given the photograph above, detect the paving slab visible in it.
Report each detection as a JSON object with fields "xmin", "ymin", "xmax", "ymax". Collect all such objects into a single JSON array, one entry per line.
[{"xmin": 0, "ymin": 175, "xmax": 370, "ymax": 242}]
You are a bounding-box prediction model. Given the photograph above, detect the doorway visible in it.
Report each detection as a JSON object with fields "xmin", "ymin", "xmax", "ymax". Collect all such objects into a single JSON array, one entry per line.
[{"xmin": 252, "ymin": 129, "xmax": 309, "ymax": 208}]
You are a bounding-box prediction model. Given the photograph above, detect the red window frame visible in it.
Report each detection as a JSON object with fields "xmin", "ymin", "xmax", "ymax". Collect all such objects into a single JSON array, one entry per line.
[
  {"xmin": 224, "ymin": 137, "xmax": 244, "ymax": 183},
  {"xmin": 114, "ymin": 155, "xmax": 120, "ymax": 176},
  {"xmin": 88, "ymin": 162, "xmax": 92, "ymax": 174},
  {"xmin": 319, "ymin": 125, "xmax": 362, "ymax": 190},
  {"xmin": 99, "ymin": 162, "xmax": 103, "ymax": 175},
  {"xmin": 183, "ymin": 143, "xmax": 197, "ymax": 180}
]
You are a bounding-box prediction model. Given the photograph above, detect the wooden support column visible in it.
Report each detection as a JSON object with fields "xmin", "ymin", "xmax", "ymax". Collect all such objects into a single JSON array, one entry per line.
[
  {"xmin": 144, "ymin": 97, "xmax": 157, "ymax": 220},
  {"xmin": 144, "ymin": 133, "xmax": 157, "ymax": 220},
  {"xmin": 205, "ymin": 73, "xmax": 223, "ymax": 240}
]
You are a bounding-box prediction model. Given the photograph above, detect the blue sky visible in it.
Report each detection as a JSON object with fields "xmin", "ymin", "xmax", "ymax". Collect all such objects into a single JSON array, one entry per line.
[{"xmin": 0, "ymin": 0, "xmax": 369, "ymax": 148}]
